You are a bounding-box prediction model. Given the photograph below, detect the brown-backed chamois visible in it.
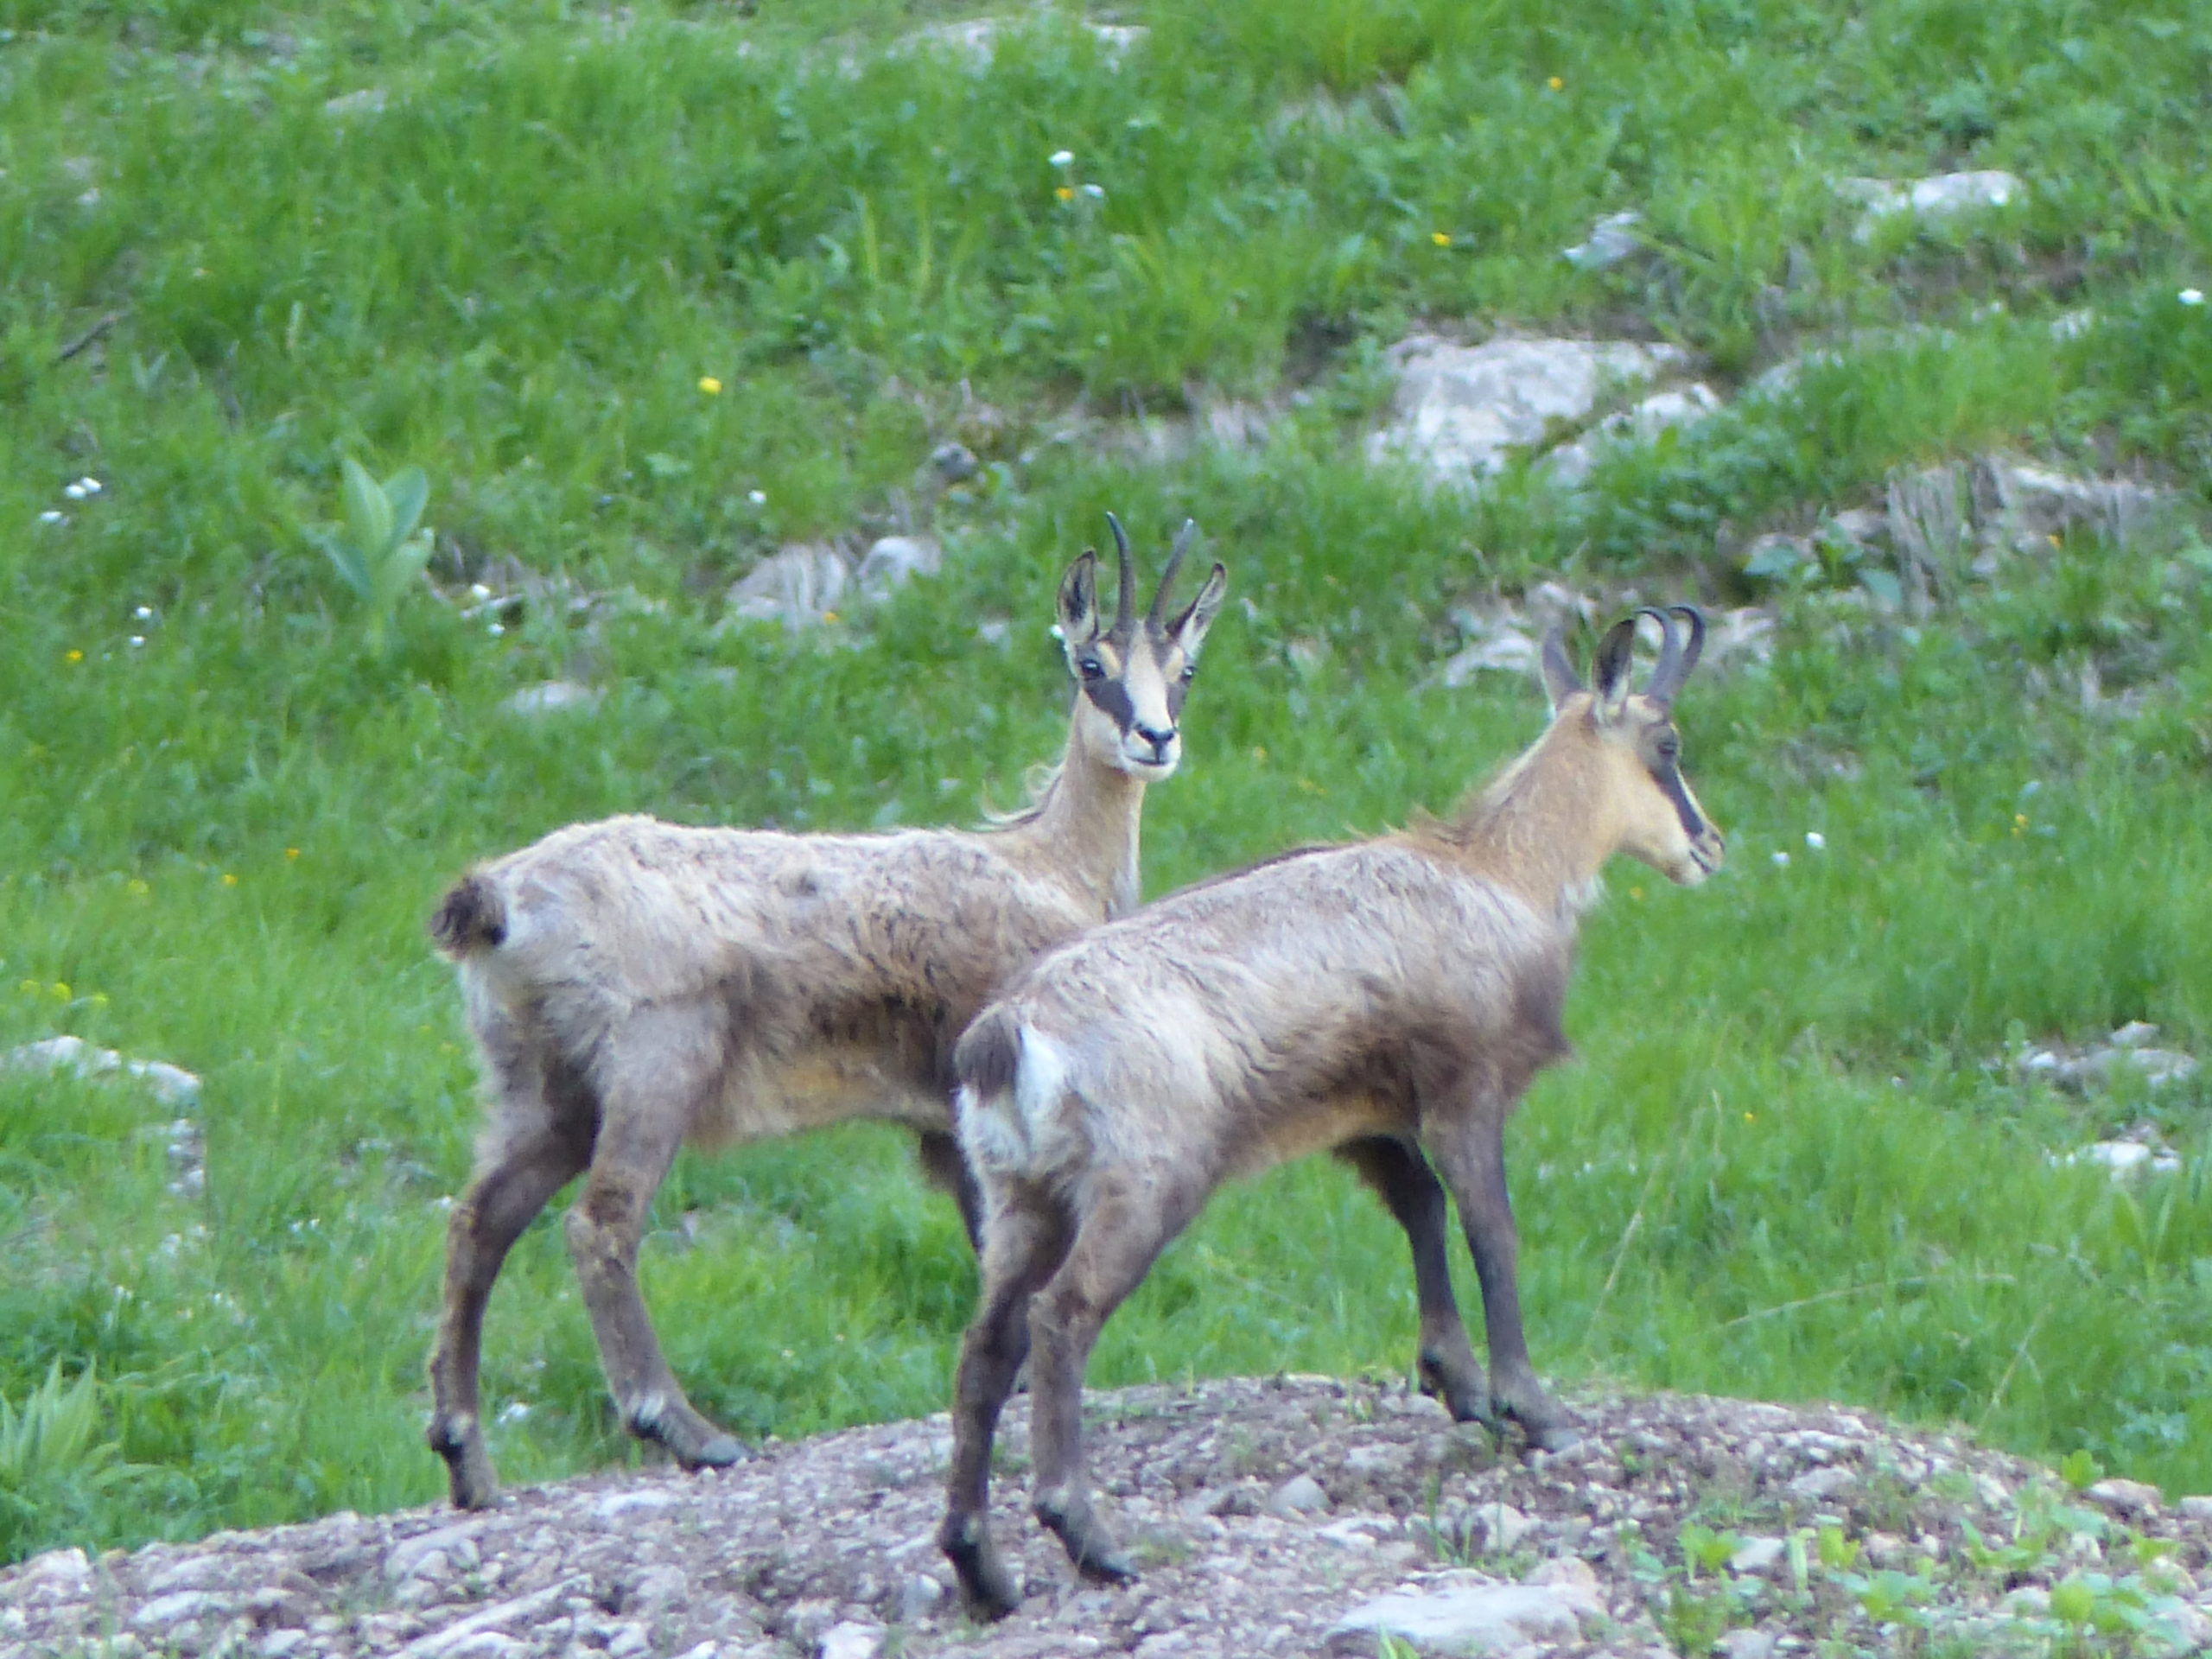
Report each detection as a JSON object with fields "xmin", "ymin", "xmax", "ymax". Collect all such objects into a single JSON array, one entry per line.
[
  {"xmin": 423, "ymin": 516, "xmax": 1228, "ymax": 1511},
  {"xmin": 938, "ymin": 608, "xmax": 1723, "ymax": 1615}
]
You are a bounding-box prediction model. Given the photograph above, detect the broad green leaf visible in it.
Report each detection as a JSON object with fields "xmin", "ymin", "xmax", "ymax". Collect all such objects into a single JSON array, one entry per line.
[
  {"xmin": 312, "ymin": 528, "xmax": 372, "ymax": 601},
  {"xmin": 340, "ymin": 456, "xmax": 393, "ymax": 560},
  {"xmin": 382, "ymin": 467, "xmax": 429, "ymax": 550}
]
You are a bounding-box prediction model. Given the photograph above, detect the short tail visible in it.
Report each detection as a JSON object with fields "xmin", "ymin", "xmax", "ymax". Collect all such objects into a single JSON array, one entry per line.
[
  {"xmin": 953, "ymin": 1004, "xmax": 1023, "ymax": 1102},
  {"xmin": 429, "ymin": 873, "xmax": 506, "ymax": 957}
]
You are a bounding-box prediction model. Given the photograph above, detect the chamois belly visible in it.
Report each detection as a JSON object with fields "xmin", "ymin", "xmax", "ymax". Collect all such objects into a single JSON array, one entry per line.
[
  {"xmin": 1227, "ymin": 1090, "xmax": 1404, "ymax": 1181},
  {"xmin": 694, "ymin": 1041, "xmax": 949, "ymax": 1147}
]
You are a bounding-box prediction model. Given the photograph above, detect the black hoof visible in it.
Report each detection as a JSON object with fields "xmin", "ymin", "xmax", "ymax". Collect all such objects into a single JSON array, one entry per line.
[
  {"xmin": 683, "ymin": 1433, "xmax": 747, "ymax": 1471},
  {"xmin": 1417, "ymin": 1351, "xmax": 1490, "ymax": 1425},
  {"xmin": 941, "ymin": 1516, "xmax": 1020, "ymax": 1620},
  {"xmin": 428, "ymin": 1418, "xmax": 500, "ymax": 1510},
  {"xmin": 1037, "ymin": 1500, "xmax": 1136, "ymax": 1588}
]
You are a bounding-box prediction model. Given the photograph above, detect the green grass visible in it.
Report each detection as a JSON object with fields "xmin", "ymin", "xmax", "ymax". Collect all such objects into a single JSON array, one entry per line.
[{"xmin": 4, "ymin": 0, "xmax": 2212, "ymax": 1563}]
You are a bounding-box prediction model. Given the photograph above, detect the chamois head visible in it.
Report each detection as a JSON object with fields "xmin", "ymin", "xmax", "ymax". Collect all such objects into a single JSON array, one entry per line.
[
  {"xmin": 1540, "ymin": 607, "xmax": 1725, "ymax": 886},
  {"xmin": 1055, "ymin": 513, "xmax": 1229, "ymax": 779}
]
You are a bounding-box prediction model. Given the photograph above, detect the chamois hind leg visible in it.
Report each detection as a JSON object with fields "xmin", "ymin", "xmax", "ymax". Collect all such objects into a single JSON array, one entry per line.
[
  {"xmin": 428, "ymin": 1031, "xmax": 596, "ymax": 1510},
  {"xmin": 1027, "ymin": 1174, "xmax": 1205, "ymax": 1588},
  {"xmin": 941, "ymin": 1191, "xmax": 1073, "ymax": 1619},
  {"xmin": 1423, "ymin": 1110, "xmax": 1580, "ymax": 1453},
  {"xmin": 1337, "ymin": 1135, "xmax": 1488, "ymax": 1424},
  {"xmin": 917, "ymin": 1128, "xmax": 988, "ymax": 1255},
  {"xmin": 566, "ymin": 1005, "xmax": 743, "ymax": 1472},
  {"xmin": 428, "ymin": 1114, "xmax": 593, "ymax": 1508}
]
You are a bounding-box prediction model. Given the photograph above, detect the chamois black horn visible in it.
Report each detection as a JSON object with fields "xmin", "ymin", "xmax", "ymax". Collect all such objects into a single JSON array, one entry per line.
[
  {"xmin": 1637, "ymin": 605, "xmax": 1693, "ymax": 704},
  {"xmin": 1148, "ymin": 518, "xmax": 1198, "ymax": 626},
  {"xmin": 1105, "ymin": 512, "xmax": 1135, "ymax": 628}
]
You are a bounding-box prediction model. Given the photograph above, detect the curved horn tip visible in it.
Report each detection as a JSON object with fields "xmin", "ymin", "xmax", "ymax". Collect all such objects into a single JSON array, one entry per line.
[
  {"xmin": 1104, "ymin": 512, "xmax": 1135, "ymax": 623},
  {"xmin": 1150, "ymin": 518, "xmax": 1198, "ymax": 623}
]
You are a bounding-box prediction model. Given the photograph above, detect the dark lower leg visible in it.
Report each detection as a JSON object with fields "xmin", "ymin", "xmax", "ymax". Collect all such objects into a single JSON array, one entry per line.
[
  {"xmin": 1027, "ymin": 1193, "xmax": 1192, "ymax": 1585},
  {"xmin": 1427, "ymin": 1120, "xmax": 1578, "ymax": 1452},
  {"xmin": 1338, "ymin": 1136, "xmax": 1487, "ymax": 1421},
  {"xmin": 427, "ymin": 1131, "xmax": 588, "ymax": 1508},
  {"xmin": 942, "ymin": 1205, "xmax": 1070, "ymax": 1619}
]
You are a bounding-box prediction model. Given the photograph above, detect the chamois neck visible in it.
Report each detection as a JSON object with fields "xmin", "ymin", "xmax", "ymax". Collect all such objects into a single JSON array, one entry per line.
[
  {"xmin": 1015, "ymin": 707, "xmax": 1147, "ymax": 918},
  {"xmin": 1436, "ymin": 715, "xmax": 1615, "ymax": 922}
]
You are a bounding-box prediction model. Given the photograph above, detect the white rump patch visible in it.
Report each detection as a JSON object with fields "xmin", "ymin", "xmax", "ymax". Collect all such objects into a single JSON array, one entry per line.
[{"xmin": 956, "ymin": 1025, "xmax": 1077, "ymax": 1178}]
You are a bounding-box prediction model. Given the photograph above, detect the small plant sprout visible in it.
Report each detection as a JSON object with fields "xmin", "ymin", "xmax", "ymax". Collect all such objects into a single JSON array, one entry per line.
[{"xmin": 312, "ymin": 455, "xmax": 434, "ymax": 652}]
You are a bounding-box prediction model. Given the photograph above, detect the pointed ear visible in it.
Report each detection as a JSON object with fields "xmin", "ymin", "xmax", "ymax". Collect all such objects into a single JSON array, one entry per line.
[
  {"xmin": 1058, "ymin": 551, "xmax": 1102, "ymax": 651},
  {"xmin": 1540, "ymin": 626, "xmax": 1584, "ymax": 713},
  {"xmin": 1592, "ymin": 616, "xmax": 1638, "ymax": 720},
  {"xmin": 1165, "ymin": 563, "xmax": 1229, "ymax": 658}
]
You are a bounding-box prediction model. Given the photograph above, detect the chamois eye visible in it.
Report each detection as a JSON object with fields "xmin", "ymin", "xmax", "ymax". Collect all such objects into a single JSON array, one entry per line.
[
  {"xmin": 1078, "ymin": 656, "xmax": 1105, "ymax": 682},
  {"xmin": 1179, "ymin": 663, "xmax": 1197, "ymax": 683},
  {"xmin": 1655, "ymin": 734, "xmax": 1680, "ymax": 761}
]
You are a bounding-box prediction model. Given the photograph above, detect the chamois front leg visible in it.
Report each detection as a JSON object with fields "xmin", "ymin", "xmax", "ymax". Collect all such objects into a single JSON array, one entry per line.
[
  {"xmin": 1337, "ymin": 1136, "xmax": 1488, "ymax": 1423},
  {"xmin": 942, "ymin": 1198, "xmax": 1073, "ymax": 1619},
  {"xmin": 1424, "ymin": 1112, "xmax": 1580, "ymax": 1454},
  {"xmin": 427, "ymin": 1117, "xmax": 592, "ymax": 1509}
]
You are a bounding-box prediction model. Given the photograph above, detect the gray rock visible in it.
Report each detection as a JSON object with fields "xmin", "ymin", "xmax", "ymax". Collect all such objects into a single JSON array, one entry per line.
[
  {"xmin": 856, "ymin": 536, "xmax": 942, "ymax": 600},
  {"xmin": 627, "ymin": 1564, "xmax": 689, "ymax": 1613},
  {"xmin": 817, "ymin": 1623, "xmax": 885, "ymax": 1659},
  {"xmin": 134, "ymin": 1592, "xmax": 232, "ymax": 1630},
  {"xmin": 593, "ymin": 1489, "xmax": 680, "ymax": 1522},
  {"xmin": 1473, "ymin": 1502, "xmax": 1537, "ymax": 1554},
  {"xmin": 1562, "ymin": 211, "xmax": 1645, "ymax": 272},
  {"xmin": 2086, "ymin": 1478, "xmax": 2162, "ymax": 1518},
  {"xmin": 1787, "ymin": 1465, "xmax": 1855, "ymax": 1501},
  {"xmin": 500, "ymin": 681, "xmax": 601, "ymax": 717},
  {"xmin": 1326, "ymin": 1583, "xmax": 1582, "ymax": 1655},
  {"xmin": 2065, "ymin": 1141, "xmax": 2183, "ymax": 1178},
  {"xmin": 1839, "ymin": 170, "xmax": 2022, "ymax": 239},
  {"xmin": 724, "ymin": 544, "xmax": 853, "ymax": 633},
  {"xmin": 1728, "ymin": 1535, "xmax": 1786, "ymax": 1575},
  {"xmin": 386, "ymin": 1524, "xmax": 483, "ymax": 1583},
  {"xmin": 897, "ymin": 1573, "xmax": 945, "ymax": 1624},
  {"xmin": 324, "ymin": 87, "xmax": 388, "ymax": 118},
  {"xmin": 17, "ymin": 1547, "xmax": 92, "ymax": 1594},
  {"xmin": 894, "ymin": 16, "xmax": 1147, "ymax": 71},
  {"xmin": 1268, "ymin": 1473, "xmax": 1331, "ymax": 1516},
  {"xmin": 1545, "ymin": 382, "xmax": 1721, "ymax": 485},
  {"xmin": 1718, "ymin": 1631, "xmax": 1777, "ymax": 1659},
  {"xmin": 1367, "ymin": 335, "xmax": 1689, "ymax": 486},
  {"xmin": 3, "ymin": 1035, "xmax": 201, "ymax": 1105},
  {"xmin": 604, "ymin": 1622, "xmax": 652, "ymax": 1659},
  {"xmin": 2178, "ymin": 1495, "xmax": 2212, "ymax": 1522}
]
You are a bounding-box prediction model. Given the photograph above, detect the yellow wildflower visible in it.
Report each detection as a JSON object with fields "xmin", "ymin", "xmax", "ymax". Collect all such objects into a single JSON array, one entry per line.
[
  {"xmin": 1432, "ymin": 231, "xmax": 1451, "ymax": 247},
  {"xmin": 286, "ymin": 847, "xmax": 301, "ymax": 860},
  {"xmin": 66, "ymin": 648, "xmax": 83, "ymax": 663},
  {"xmin": 1548, "ymin": 75, "xmax": 1563, "ymax": 90},
  {"xmin": 222, "ymin": 873, "xmax": 238, "ymax": 887},
  {"xmin": 698, "ymin": 376, "xmax": 722, "ymax": 395},
  {"xmin": 1056, "ymin": 186, "xmax": 1074, "ymax": 201}
]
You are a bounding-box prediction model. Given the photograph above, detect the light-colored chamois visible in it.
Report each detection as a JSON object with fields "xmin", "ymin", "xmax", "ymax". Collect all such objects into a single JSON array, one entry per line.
[
  {"xmin": 938, "ymin": 608, "xmax": 1724, "ymax": 1615},
  {"xmin": 423, "ymin": 517, "xmax": 1227, "ymax": 1511}
]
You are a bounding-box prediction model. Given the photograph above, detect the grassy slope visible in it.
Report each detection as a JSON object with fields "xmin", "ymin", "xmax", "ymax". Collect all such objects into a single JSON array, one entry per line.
[{"xmin": 2, "ymin": 0, "xmax": 2210, "ymax": 1560}]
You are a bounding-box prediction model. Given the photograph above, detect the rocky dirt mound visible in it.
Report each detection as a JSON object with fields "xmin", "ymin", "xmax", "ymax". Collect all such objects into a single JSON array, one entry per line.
[{"xmin": 8, "ymin": 1377, "xmax": 2210, "ymax": 1658}]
